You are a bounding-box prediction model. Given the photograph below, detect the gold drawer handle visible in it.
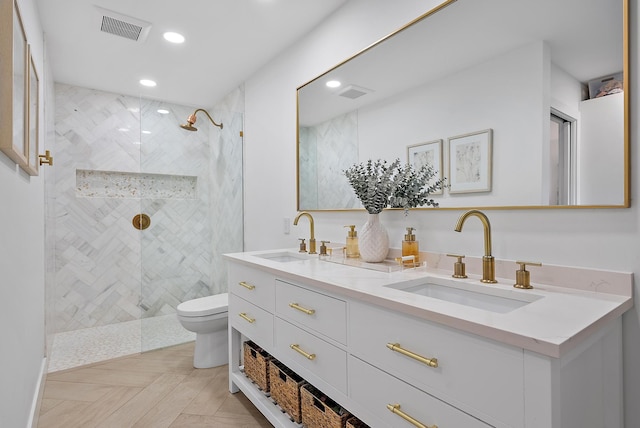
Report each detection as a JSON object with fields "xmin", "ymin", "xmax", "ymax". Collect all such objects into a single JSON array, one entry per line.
[
  {"xmin": 387, "ymin": 343, "xmax": 438, "ymax": 368},
  {"xmin": 290, "ymin": 344, "xmax": 316, "ymax": 360},
  {"xmin": 289, "ymin": 302, "xmax": 315, "ymax": 315},
  {"xmin": 239, "ymin": 281, "xmax": 255, "ymax": 290},
  {"xmin": 238, "ymin": 313, "xmax": 255, "ymax": 323},
  {"xmin": 387, "ymin": 404, "xmax": 437, "ymax": 428}
]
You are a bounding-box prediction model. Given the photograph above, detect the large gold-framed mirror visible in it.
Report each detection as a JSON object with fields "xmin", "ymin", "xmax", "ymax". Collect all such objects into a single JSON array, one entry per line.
[{"xmin": 297, "ymin": 0, "xmax": 629, "ymax": 211}]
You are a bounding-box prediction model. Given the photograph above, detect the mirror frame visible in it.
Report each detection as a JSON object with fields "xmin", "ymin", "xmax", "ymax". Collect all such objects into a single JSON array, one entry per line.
[{"xmin": 296, "ymin": 0, "xmax": 630, "ymax": 212}]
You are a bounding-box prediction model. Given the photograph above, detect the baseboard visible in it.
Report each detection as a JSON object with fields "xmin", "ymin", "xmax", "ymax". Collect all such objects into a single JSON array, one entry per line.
[{"xmin": 27, "ymin": 357, "xmax": 47, "ymax": 428}]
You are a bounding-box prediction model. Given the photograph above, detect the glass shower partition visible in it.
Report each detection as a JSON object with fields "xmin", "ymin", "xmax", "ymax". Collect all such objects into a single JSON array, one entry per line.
[{"xmin": 138, "ymin": 97, "xmax": 244, "ymax": 353}]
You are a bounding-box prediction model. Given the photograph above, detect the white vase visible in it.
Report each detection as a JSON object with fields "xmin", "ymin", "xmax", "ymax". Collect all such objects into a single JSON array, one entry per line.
[{"xmin": 359, "ymin": 213, "xmax": 389, "ymax": 262}]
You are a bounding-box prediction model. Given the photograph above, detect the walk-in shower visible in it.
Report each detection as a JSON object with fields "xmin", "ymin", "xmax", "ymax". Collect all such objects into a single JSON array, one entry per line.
[{"xmin": 46, "ymin": 84, "xmax": 243, "ymax": 371}]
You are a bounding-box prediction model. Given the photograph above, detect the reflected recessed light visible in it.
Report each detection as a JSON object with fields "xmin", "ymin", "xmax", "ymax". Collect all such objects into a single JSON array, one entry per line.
[
  {"xmin": 163, "ymin": 31, "xmax": 185, "ymax": 44},
  {"xmin": 118, "ymin": 128, "xmax": 130, "ymax": 132},
  {"xmin": 157, "ymin": 109, "xmax": 169, "ymax": 114},
  {"xmin": 142, "ymin": 130, "xmax": 151, "ymax": 134},
  {"xmin": 132, "ymin": 141, "xmax": 141, "ymax": 145},
  {"xmin": 326, "ymin": 80, "xmax": 341, "ymax": 88},
  {"xmin": 139, "ymin": 79, "xmax": 157, "ymax": 87}
]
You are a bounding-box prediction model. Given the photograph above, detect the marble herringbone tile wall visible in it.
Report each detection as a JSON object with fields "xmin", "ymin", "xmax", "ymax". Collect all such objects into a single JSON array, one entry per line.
[
  {"xmin": 52, "ymin": 83, "xmax": 244, "ymax": 338},
  {"xmin": 299, "ymin": 111, "xmax": 359, "ymax": 209}
]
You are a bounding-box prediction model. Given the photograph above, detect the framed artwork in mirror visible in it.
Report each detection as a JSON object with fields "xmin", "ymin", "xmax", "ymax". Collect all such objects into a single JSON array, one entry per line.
[
  {"xmin": 0, "ymin": 0, "xmax": 29, "ymax": 167},
  {"xmin": 407, "ymin": 139, "xmax": 443, "ymax": 195},
  {"xmin": 448, "ymin": 129, "xmax": 492, "ymax": 194},
  {"xmin": 22, "ymin": 46, "xmax": 40, "ymax": 176}
]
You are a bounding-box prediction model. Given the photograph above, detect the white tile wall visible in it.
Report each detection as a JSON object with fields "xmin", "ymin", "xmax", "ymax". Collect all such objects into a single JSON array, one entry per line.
[{"xmin": 50, "ymin": 84, "xmax": 243, "ymax": 363}]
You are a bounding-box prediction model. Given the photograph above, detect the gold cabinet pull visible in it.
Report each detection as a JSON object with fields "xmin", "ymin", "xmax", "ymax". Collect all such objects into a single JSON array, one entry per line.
[
  {"xmin": 289, "ymin": 302, "xmax": 315, "ymax": 315},
  {"xmin": 239, "ymin": 281, "xmax": 256, "ymax": 290},
  {"xmin": 387, "ymin": 404, "xmax": 436, "ymax": 428},
  {"xmin": 238, "ymin": 313, "xmax": 255, "ymax": 323},
  {"xmin": 387, "ymin": 343, "xmax": 438, "ymax": 368},
  {"xmin": 290, "ymin": 344, "xmax": 316, "ymax": 360}
]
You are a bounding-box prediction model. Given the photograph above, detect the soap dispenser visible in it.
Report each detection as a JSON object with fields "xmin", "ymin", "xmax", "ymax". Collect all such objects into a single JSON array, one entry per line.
[
  {"xmin": 402, "ymin": 227, "xmax": 419, "ymax": 264},
  {"xmin": 344, "ymin": 225, "xmax": 360, "ymax": 258}
]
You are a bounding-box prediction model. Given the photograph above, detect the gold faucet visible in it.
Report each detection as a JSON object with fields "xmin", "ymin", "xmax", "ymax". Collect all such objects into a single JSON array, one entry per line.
[
  {"xmin": 454, "ymin": 210, "xmax": 497, "ymax": 283},
  {"xmin": 294, "ymin": 212, "xmax": 317, "ymax": 254}
]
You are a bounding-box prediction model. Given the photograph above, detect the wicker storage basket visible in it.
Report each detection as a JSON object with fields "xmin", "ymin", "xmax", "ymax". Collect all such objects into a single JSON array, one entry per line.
[
  {"xmin": 345, "ymin": 416, "xmax": 370, "ymax": 428},
  {"xmin": 268, "ymin": 360, "xmax": 306, "ymax": 423},
  {"xmin": 301, "ymin": 384, "xmax": 351, "ymax": 428},
  {"xmin": 243, "ymin": 341, "xmax": 272, "ymax": 392}
]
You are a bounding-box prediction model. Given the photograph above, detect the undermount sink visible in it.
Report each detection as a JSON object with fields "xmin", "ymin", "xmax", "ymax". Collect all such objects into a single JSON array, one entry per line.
[
  {"xmin": 254, "ymin": 251, "xmax": 311, "ymax": 263},
  {"xmin": 386, "ymin": 277, "xmax": 542, "ymax": 313}
]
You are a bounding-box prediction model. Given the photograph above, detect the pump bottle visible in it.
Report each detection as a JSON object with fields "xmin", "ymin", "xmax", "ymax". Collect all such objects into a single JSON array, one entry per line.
[
  {"xmin": 402, "ymin": 227, "xmax": 419, "ymax": 264},
  {"xmin": 344, "ymin": 225, "xmax": 360, "ymax": 258}
]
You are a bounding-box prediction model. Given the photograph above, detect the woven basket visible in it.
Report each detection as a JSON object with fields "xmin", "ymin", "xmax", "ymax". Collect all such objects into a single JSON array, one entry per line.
[
  {"xmin": 269, "ymin": 360, "xmax": 306, "ymax": 423},
  {"xmin": 301, "ymin": 384, "xmax": 351, "ymax": 428},
  {"xmin": 243, "ymin": 341, "xmax": 272, "ymax": 392},
  {"xmin": 346, "ymin": 416, "xmax": 370, "ymax": 428}
]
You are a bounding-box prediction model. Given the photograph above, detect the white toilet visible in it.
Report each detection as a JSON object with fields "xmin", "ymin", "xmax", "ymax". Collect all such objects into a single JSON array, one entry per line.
[{"xmin": 177, "ymin": 292, "xmax": 229, "ymax": 369}]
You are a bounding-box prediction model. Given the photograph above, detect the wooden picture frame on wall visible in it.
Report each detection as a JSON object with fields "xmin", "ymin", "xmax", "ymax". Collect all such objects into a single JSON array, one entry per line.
[
  {"xmin": 448, "ymin": 129, "xmax": 493, "ymax": 194},
  {"xmin": 22, "ymin": 45, "xmax": 40, "ymax": 176},
  {"xmin": 0, "ymin": 0, "xmax": 29, "ymax": 168},
  {"xmin": 407, "ymin": 139, "xmax": 444, "ymax": 195}
]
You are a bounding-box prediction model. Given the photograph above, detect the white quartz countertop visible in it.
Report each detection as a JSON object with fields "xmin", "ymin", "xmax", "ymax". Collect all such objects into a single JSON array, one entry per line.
[{"xmin": 224, "ymin": 249, "xmax": 633, "ymax": 358}]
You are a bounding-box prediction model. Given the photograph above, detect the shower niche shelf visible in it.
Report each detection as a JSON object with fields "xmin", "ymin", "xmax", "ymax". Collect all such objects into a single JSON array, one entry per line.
[{"xmin": 76, "ymin": 169, "xmax": 197, "ymax": 199}]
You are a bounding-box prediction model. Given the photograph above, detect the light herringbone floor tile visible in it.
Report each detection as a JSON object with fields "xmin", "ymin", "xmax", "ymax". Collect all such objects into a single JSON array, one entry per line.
[{"xmin": 37, "ymin": 342, "xmax": 272, "ymax": 428}]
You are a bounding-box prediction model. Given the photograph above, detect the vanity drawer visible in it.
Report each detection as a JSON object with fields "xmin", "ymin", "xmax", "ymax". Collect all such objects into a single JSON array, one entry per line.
[
  {"xmin": 349, "ymin": 356, "xmax": 491, "ymax": 428},
  {"xmin": 228, "ymin": 263, "xmax": 275, "ymax": 312},
  {"xmin": 230, "ymin": 293, "xmax": 274, "ymax": 348},
  {"xmin": 274, "ymin": 317, "xmax": 347, "ymax": 394},
  {"xmin": 349, "ymin": 301, "xmax": 523, "ymax": 428},
  {"xmin": 275, "ymin": 280, "xmax": 347, "ymax": 344}
]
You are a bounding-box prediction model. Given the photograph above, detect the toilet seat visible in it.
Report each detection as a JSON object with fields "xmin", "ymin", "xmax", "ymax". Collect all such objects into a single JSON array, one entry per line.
[{"xmin": 177, "ymin": 293, "xmax": 228, "ymax": 317}]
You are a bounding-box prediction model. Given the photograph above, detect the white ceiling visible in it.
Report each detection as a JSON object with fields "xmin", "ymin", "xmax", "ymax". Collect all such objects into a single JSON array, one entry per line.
[
  {"xmin": 36, "ymin": 0, "xmax": 348, "ymax": 108},
  {"xmin": 299, "ymin": 0, "xmax": 624, "ymax": 126}
]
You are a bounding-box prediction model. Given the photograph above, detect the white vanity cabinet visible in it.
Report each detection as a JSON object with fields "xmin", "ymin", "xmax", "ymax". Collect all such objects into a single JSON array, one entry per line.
[
  {"xmin": 226, "ymin": 257, "xmax": 627, "ymax": 428},
  {"xmin": 274, "ymin": 280, "xmax": 349, "ymax": 395},
  {"xmin": 349, "ymin": 301, "xmax": 524, "ymax": 427}
]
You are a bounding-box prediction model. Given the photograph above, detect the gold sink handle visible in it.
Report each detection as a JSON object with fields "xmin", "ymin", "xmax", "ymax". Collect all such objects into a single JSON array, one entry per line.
[{"xmin": 513, "ymin": 261, "xmax": 542, "ymax": 289}]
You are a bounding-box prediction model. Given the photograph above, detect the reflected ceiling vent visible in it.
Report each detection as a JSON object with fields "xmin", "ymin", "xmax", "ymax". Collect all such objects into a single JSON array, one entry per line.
[
  {"xmin": 95, "ymin": 6, "xmax": 151, "ymax": 42},
  {"xmin": 337, "ymin": 84, "xmax": 374, "ymax": 99}
]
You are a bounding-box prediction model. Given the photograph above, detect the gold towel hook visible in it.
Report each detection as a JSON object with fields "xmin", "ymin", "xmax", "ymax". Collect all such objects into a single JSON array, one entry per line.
[{"xmin": 38, "ymin": 150, "xmax": 53, "ymax": 166}]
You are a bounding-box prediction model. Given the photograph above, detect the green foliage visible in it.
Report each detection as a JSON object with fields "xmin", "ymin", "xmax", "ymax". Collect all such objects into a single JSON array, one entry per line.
[
  {"xmin": 390, "ymin": 162, "xmax": 445, "ymax": 214},
  {"xmin": 344, "ymin": 158, "xmax": 445, "ymax": 214}
]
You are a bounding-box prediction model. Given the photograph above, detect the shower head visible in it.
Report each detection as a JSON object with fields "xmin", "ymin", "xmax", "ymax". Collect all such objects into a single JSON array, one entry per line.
[{"xmin": 179, "ymin": 109, "xmax": 223, "ymax": 132}]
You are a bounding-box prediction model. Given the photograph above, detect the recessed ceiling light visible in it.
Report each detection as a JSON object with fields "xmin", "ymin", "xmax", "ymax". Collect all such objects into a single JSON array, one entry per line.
[
  {"xmin": 139, "ymin": 79, "xmax": 157, "ymax": 87},
  {"xmin": 326, "ymin": 80, "xmax": 341, "ymax": 88},
  {"xmin": 163, "ymin": 31, "xmax": 185, "ymax": 44},
  {"xmin": 157, "ymin": 109, "xmax": 169, "ymax": 114},
  {"xmin": 142, "ymin": 130, "xmax": 151, "ymax": 134},
  {"xmin": 118, "ymin": 128, "xmax": 130, "ymax": 132}
]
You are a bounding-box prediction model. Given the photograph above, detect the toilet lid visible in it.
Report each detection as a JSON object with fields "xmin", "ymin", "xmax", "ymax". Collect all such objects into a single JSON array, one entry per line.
[{"xmin": 177, "ymin": 293, "xmax": 228, "ymax": 317}]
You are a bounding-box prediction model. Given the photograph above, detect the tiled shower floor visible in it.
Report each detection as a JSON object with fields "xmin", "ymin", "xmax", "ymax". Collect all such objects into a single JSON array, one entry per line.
[{"xmin": 48, "ymin": 314, "xmax": 195, "ymax": 372}]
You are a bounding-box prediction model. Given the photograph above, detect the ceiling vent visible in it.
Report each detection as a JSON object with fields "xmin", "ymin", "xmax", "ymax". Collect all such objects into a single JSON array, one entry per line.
[
  {"xmin": 337, "ymin": 84, "xmax": 374, "ymax": 99},
  {"xmin": 95, "ymin": 6, "xmax": 151, "ymax": 42}
]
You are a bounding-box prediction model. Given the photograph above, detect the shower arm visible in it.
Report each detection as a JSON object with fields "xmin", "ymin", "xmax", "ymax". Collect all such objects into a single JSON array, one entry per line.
[{"xmin": 189, "ymin": 109, "xmax": 223, "ymax": 129}]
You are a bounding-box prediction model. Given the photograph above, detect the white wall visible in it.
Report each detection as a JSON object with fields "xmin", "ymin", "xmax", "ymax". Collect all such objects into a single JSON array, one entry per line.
[
  {"xmin": 357, "ymin": 41, "xmax": 547, "ymax": 207},
  {"xmin": 0, "ymin": 0, "xmax": 48, "ymax": 426},
  {"xmin": 243, "ymin": 0, "xmax": 640, "ymax": 426}
]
